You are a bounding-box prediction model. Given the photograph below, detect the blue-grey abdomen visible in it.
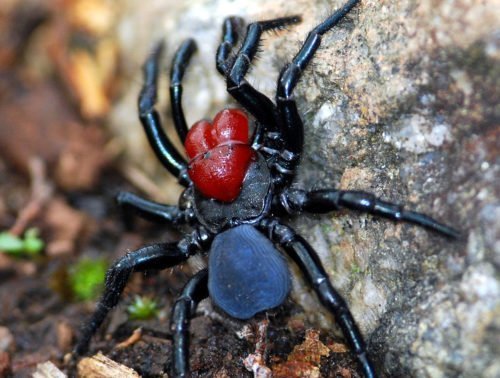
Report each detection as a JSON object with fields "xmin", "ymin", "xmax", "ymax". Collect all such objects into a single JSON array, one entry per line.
[{"xmin": 208, "ymin": 225, "xmax": 291, "ymax": 319}]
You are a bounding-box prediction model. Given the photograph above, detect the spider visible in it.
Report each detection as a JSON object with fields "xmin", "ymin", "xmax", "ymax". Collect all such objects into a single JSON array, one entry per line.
[{"xmin": 73, "ymin": 1, "xmax": 459, "ymax": 377}]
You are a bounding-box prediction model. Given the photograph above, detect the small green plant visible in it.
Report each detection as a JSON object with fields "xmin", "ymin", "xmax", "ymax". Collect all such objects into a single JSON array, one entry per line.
[
  {"xmin": 0, "ymin": 228, "xmax": 44, "ymax": 256},
  {"xmin": 127, "ymin": 295, "xmax": 160, "ymax": 320},
  {"xmin": 69, "ymin": 258, "xmax": 108, "ymax": 301}
]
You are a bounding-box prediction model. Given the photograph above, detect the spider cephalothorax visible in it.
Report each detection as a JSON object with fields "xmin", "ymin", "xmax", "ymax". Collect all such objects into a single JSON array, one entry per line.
[{"xmin": 74, "ymin": 1, "xmax": 459, "ymax": 377}]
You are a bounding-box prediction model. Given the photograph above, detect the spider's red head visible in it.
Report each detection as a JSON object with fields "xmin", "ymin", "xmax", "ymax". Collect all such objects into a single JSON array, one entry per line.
[{"xmin": 184, "ymin": 109, "xmax": 255, "ymax": 202}]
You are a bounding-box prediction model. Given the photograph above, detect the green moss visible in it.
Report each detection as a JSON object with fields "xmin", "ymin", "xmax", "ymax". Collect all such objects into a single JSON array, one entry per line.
[
  {"xmin": 0, "ymin": 228, "xmax": 44, "ymax": 256},
  {"xmin": 69, "ymin": 258, "xmax": 108, "ymax": 301},
  {"xmin": 127, "ymin": 295, "xmax": 159, "ymax": 320}
]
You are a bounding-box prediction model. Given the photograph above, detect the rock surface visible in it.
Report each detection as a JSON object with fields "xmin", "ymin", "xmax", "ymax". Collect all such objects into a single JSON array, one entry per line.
[{"xmin": 110, "ymin": 0, "xmax": 499, "ymax": 376}]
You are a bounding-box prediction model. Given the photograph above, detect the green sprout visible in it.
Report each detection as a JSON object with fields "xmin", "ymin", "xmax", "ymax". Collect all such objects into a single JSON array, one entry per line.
[
  {"xmin": 127, "ymin": 295, "xmax": 160, "ymax": 320},
  {"xmin": 69, "ymin": 258, "xmax": 108, "ymax": 301},
  {"xmin": 0, "ymin": 228, "xmax": 44, "ymax": 256}
]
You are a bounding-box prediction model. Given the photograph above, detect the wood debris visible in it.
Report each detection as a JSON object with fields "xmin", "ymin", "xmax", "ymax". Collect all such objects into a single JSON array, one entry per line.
[
  {"xmin": 272, "ymin": 329, "xmax": 331, "ymax": 378},
  {"xmin": 77, "ymin": 352, "xmax": 140, "ymax": 378},
  {"xmin": 115, "ymin": 327, "xmax": 143, "ymax": 350}
]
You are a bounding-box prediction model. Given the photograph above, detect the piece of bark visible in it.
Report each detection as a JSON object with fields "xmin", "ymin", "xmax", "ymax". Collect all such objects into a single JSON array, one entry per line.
[{"xmin": 77, "ymin": 352, "xmax": 140, "ymax": 378}]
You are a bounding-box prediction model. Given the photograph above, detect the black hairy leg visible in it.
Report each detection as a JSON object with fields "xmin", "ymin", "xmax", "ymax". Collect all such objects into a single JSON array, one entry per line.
[
  {"xmin": 278, "ymin": 188, "xmax": 460, "ymax": 238},
  {"xmin": 170, "ymin": 269, "xmax": 209, "ymax": 377}
]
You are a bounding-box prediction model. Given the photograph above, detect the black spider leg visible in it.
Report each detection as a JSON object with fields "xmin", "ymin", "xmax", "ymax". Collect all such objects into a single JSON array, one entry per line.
[
  {"xmin": 275, "ymin": 0, "xmax": 360, "ymax": 173},
  {"xmin": 279, "ymin": 188, "xmax": 460, "ymax": 238},
  {"xmin": 216, "ymin": 16, "xmax": 245, "ymax": 76},
  {"xmin": 139, "ymin": 41, "xmax": 190, "ymax": 186},
  {"xmin": 215, "ymin": 16, "xmax": 270, "ymax": 149},
  {"xmin": 116, "ymin": 191, "xmax": 194, "ymax": 227},
  {"xmin": 260, "ymin": 219, "xmax": 376, "ymax": 378},
  {"xmin": 170, "ymin": 39, "xmax": 197, "ymax": 143},
  {"xmin": 73, "ymin": 228, "xmax": 211, "ymax": 356},
  {"xmin": 170, "ymin": 268, "xmax": 209, "ymax": 377},
  {"xmin": 223, "ymin": 16, "xmax": 301, "ymax": 132}
]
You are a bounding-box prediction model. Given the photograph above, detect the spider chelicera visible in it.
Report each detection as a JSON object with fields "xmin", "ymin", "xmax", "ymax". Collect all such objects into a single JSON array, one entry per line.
[{"xmin": 73, "ymin": 1, "xmax": 459, "ymax": 377}]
